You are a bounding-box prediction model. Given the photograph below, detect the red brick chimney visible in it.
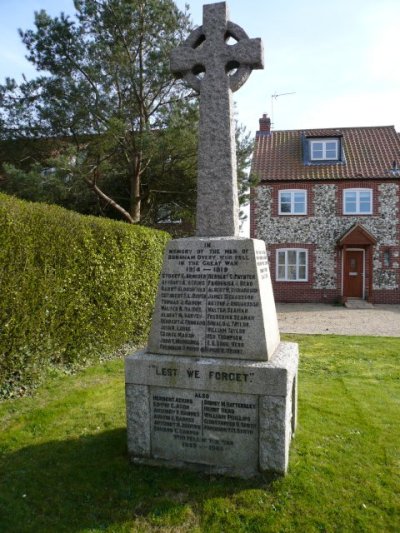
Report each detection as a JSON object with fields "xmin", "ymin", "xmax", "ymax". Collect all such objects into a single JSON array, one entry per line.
[{"xmin": 259, "ymin": 113, "xmax": 271, "ymax": 134}]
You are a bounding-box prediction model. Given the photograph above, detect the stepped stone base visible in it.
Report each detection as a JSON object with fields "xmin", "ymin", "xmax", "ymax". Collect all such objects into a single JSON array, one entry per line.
[{"xmin": 125, "ymin": 342, "xmax": 298, "ymax": 477}]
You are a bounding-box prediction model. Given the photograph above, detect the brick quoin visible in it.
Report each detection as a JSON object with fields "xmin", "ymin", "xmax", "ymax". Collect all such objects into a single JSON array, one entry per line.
[
  {"xmin": 251, "ymin": 180, "xmax": 400, "ymax": 304},
  {"xmin": 250, "ymin": 121, "xmax": 400, "ymax": 304}
]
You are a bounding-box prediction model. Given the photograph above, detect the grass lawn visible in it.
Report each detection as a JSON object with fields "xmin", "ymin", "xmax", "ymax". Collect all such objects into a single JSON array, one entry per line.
[{"xmin": 0, "ymin": 334, "xmax": 399, "ymax": 532}]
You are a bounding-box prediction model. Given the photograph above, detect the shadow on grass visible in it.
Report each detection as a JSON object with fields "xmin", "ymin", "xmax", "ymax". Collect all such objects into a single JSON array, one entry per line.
[{"xmin": 0, "ymin": 428, "xmax": 277, "ymax": 532}]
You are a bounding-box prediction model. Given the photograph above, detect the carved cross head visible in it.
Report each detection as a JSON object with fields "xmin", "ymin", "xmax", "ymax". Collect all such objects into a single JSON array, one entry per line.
[{"xmin": 170, "ymin": 2, "xmax": 264, "ymax": 94}]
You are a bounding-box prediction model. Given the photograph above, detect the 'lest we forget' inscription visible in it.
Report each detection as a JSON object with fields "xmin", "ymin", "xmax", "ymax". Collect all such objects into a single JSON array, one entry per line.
[
  {"xmin": 151, "ymin": 387, "xmax": 258, "ymax": 469},
  {"xmin": 149, "ymin": 239, "xmax": 270, "ymax": 359}
]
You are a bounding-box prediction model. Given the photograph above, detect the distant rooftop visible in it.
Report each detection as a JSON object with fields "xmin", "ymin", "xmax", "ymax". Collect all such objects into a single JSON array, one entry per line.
[{"xmin": 252, "ymin": 121, "xmax": 400, "ymax": 181}]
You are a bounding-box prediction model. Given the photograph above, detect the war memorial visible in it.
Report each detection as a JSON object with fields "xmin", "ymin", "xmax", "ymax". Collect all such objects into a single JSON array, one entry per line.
[{"xmin": 125, "ymin": 2, "xmax": 299, "ymax": 477}]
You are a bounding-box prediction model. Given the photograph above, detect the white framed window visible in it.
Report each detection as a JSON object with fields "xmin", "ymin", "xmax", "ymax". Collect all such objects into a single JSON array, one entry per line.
[
  {"xmin": 343, "ymin": 189, "xmax": 372, "ymax": 214},
  {"xmin": 279, "ymin": 190, "xmax": 307, "ymax": 215},
  {"xmin": 276, "ymin": 249, "xmax": 308, "ymax": 281},
  {"xmin": 310, "ymin": 139, "xmax": 339, "ymax": 161}
]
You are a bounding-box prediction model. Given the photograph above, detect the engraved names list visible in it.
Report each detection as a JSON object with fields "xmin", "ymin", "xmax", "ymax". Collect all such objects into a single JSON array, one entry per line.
[
  {"xmin": 151, "ymin": 240, "xmax": 270, "ymax": 358},
  {"xmin": 151, "ymin": 386, "xmax": 258, "ymax": 467}
]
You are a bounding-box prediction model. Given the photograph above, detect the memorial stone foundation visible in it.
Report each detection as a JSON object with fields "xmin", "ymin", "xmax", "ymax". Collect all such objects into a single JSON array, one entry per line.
[{"xmin": 125, "ymin": 2, "xmax": 298, "ymax": 478}]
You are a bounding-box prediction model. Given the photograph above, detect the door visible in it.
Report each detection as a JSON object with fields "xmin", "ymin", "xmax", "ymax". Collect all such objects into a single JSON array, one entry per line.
[{"xmin": 344, "ymin": 250, "xmax": 364, "ymax": 298}]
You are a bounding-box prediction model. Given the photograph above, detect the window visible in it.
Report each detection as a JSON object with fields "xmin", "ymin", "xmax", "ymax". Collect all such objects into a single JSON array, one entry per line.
[
  {"xmin": 279, "ymin": 190, "xmax": 307, "ymax": 215},
  {"xmin": 157, "ymin": 204, "xmax": 182, "ymax": 224},
  {"xmin": 343, "ymin": 189, "xmax": 372, "ymax": 214},
  {"xmin": 310, "ymin": 139, "xmax": 339, "ymax": 161},
  {"xmin": 276, "ymin": 249, "xmax": 308, "ymax": 281}
]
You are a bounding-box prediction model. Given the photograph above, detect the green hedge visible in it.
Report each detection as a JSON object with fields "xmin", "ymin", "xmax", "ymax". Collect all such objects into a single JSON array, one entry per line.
[{"xmin": 0, "ymin": 193, "xmax": 170, "ymax": 398}]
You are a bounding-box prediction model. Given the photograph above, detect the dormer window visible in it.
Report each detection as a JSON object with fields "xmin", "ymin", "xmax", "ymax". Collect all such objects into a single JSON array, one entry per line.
[
  {"xmin": 310, "ymin": 139, "xmax": 339, "ymax": 161},
  {"xmin": 303, "ymin": 133, "xmax": 344, "ymax": 165}
]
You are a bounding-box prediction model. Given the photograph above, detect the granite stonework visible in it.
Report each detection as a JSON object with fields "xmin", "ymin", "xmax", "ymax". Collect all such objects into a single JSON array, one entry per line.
[
  {"xmin": 148, "ymin": 237, "xmax": 280, "ymax": 361},
  {"xmin": 125, "ymin": 237, "xmax": 298, "ymax": 476},
  {"xmin": 170, "ymin": 2, "xmax": 263, "ymax": 237},
  {"xmin": 125, "ymin": 1, "xmax": 298, "ymax": 478},
  {"xmin": 125, "ymin": 342, "xmax": 298, "ymax": 477}
]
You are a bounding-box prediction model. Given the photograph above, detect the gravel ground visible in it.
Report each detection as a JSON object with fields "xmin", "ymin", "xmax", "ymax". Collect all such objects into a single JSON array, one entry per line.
[{"xmin": 276, "ymin": 303, "xmax": 400, "ymax": 337}]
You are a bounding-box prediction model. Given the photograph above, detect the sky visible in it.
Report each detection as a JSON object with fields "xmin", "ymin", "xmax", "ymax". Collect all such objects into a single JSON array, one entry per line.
[{"xmin": 1, "ymin": 0, "xmax": 399, "ymax": 136}]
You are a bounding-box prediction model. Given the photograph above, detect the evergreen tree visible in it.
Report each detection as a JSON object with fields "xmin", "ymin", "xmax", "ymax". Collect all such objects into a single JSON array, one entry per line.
[
  {"xmin": 0, "ymin": 0, "xmax": 193, "ymax": 223},
  {"xmin": 0, "ymin": 0, "xmax": 254, "ymax": 228}
]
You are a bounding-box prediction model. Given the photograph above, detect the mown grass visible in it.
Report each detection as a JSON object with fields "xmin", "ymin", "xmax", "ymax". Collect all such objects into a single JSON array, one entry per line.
[{"xmin": 0, "ymin": 334, "xmax": 399, "ymax": 532}]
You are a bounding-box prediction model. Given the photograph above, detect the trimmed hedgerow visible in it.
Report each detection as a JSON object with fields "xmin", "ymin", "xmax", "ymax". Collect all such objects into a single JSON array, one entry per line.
[{"xmin": 0, "ymin": 193, "xmax": 170, "ymax": 398}]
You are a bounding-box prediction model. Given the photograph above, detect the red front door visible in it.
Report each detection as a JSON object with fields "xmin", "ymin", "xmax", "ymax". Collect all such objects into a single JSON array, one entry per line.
[{"xmin": 344, "ymin": 250, "xmax": 364, "ymax": 298}]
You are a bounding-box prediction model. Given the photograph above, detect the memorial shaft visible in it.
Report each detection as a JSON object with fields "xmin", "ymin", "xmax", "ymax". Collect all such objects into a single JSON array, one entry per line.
[
  {"xmin": 170, "ymin": 2, "xmax": 263, "ymax": 237},
  {"xmin": 197, "ymin": 57, "xmax": 237, "ymax": 237}
]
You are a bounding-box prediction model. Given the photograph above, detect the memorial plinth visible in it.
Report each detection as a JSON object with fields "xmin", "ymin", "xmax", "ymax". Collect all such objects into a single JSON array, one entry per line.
[
  {"xmin": 125, "ymin": 238, "xmax": 298, "ymax": 476},
  {"xmin": 125, "ymin": 2, "xmax": 298, "ymax": 477},
  {"xmin": 126, "ymin": 343, "xmax": 297, "ymax": 478}
]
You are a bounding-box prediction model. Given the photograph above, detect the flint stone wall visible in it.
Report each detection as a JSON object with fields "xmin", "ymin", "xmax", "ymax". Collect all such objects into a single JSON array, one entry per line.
[{"xmin": 255, "ymin": 182, "xmax": 400, "ymax": 291}]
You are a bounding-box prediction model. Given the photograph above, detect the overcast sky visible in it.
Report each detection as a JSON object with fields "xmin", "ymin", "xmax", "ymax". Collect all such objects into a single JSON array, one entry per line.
[{"xmin": 1, "ymin": 0, "xmax": 399, "ymax": 135}]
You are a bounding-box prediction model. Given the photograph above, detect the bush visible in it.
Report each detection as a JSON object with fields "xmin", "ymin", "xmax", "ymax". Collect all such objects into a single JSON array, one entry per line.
[{"xmin": 0, "ymin": 193, "xmax": 170, "ymax": 398}]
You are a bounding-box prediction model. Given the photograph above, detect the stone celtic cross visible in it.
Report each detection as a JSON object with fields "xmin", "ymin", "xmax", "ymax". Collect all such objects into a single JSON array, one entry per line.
[{"xmin": 171, "ymin": 2, "xmax": 263, "ymax": 237}]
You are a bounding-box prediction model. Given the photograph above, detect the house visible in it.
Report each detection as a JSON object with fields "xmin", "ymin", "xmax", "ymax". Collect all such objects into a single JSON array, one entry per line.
[{"xmin": 250, "ymin": 114, "xmax": 400, "ymax": 304}]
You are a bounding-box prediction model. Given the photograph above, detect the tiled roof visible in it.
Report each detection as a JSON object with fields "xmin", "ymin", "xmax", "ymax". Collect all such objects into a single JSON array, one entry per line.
[{"xmin": 252, "ymin": 125, "xmax": 400, "ymax": 181}]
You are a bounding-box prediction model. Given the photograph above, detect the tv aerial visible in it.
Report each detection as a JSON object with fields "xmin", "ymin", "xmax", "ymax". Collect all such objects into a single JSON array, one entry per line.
[{"xmin": 271, "ymin": 92, "xmax": 296, "ymax": 129}]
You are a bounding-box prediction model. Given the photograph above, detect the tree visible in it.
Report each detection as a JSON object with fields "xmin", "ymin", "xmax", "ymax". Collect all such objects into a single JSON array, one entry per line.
[
  {"xmin": 235, "ymin": 120, "xmax": 258, "ymax": 225},
  {"xmin": 0, "ymin": 0, "xmax": 193, "ymax": 223},
  {"xmin": 0, "ymin": 0, "xmax": 254, "ymax": 228}
]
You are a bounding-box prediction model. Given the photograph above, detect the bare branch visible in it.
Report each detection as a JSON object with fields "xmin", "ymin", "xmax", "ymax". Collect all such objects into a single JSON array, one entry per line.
[{"xmin": 85, "ymin": 169, "xmax": 134, "ymax": 224}]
